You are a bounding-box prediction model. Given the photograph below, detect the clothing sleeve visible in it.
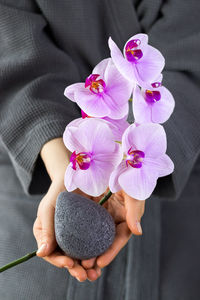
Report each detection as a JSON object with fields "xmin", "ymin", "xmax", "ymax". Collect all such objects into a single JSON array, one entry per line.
[
  {"xmin": 139, "ymin": 0, "xmax": 200, "ymax": 200},
  {"xmin": 0, "ymin": 1, "xmax": 81, "ymax": 194}
]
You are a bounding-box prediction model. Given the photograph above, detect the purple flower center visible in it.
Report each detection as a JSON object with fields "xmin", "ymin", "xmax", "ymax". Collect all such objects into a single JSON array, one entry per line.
[
  {"xmin": 70, "ymin": 151, "xmax": 92, "ymax": 170},
  {"xmin": 126, "ymin": 148, "xmax": 145, "ymax": 168},
  {"xmin": 151, "ymin": 82, "xmax": 162, "ymax": 88},
  {"xmin": 145, "ymin": 89, "xmax": 161, "ymax": 103},
  {"xmin": 85, "ymin": 74, "xmax": 106, "ymax": 94},
  {"xmin": 125, "ymin": 39, "xmax": 143, "ymax": 63}
]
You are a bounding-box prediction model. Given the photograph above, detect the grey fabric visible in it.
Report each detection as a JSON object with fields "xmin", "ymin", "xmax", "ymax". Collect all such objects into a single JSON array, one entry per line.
[
  {"xmin": 159, "ymin": 155, "xmax": 200, "ymax": 300},
  {"xmin": 0, "ymin": 0, "xmax": 200, "ymax": 299}
]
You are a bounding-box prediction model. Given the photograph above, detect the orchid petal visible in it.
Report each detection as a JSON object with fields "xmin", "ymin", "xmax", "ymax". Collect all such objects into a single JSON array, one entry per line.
[
  {"xmin": 103, "ymin": 93, "xmax": 129, "ymax": 119},
  {"xmin": 104, "ymin": 60, "xmax": 133, "ymax": 96},
  {"xmin": 144, "ymin": 154, "xmax": 174, "ymax": 177},
  {"xmin": 135, "ymin": 45, "xmax": 165, "ymax": 87},
  {"xmin": 121, "ymin": 123, "xmax": 137, "ymax": 153},
  {"xmin": 92, "ymin": 58, "xmax": 111, "ymax": 79},
  {"xmin": 118, "ymin": 163, "xmax": 158, "ymax": 200},
  {"xmin": 75, "ymin": 87, "xmax": 110, "ymax": 118},
  {"xmin": 93, "ymin": 143, "xmax": 123, "ymax": 169},
  {"xmin": 64, "ymin": 83, "xmax": 85, "ymax": 102},
  {"xmin": 103, "ymin": 116, "xmax": 129, "ymax": 141},
  {"xmin": 109, "ymin": 161, "xmax": 127, "ymax": 193},
  {"xmin": 151, "ymin": 86, "xmax": 175, "ymax": 123},
  {"xmin": 122, "ymin": 123, "xmax": 167, "ymax": 157},
  {"xmin": 72, "ymin": 162, "xmax": 106, "ymax": 196},
  {"xmin": 133, "ymin": 85, "xmax": 152, "ymax": 123},
  {"xmin": 63, "ymin": 126, "xmax": 84, "ymax": 153},
  {"xmin": 74, "ymin": 118, "xmax": 115, "ymax": 154},
  {"xmin": 108, "ymin": 37, "xmax": 135, "ymax": 83},
  {"xmin": 64, "ymin": 165, "xmax": 77, "ymax": 191},
  {"xmin": 104, "ymin": 62, "xmax": 133, "ymax": 117},
  {"xmin": 73, "ymin": 153, "xmax": 119, "ymax": 197}
]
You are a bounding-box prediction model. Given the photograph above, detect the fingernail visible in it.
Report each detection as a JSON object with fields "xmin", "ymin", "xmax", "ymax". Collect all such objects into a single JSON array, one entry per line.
[
  {"xmin": 37, "ymin": 243, "xmax": 47, "ymax": 254},
  {"xmin": 96, "ymin": 268, "xmax": 101, "ymax": 276},
  {"xmin": 136, "ymin": 221, "xmax": 142, "ymax": 234}
]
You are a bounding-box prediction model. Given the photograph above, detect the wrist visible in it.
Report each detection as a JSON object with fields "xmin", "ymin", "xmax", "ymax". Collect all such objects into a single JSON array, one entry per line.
[
  {"xmin": 50, "ymin": 179, "xmax": 66, "ymax": 194},
  {"xmin": 40, "ymin": 137, "xmax": 71, "ymax": 182}
]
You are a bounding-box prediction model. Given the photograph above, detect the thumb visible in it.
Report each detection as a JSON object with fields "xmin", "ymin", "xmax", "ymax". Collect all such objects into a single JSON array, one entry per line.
[
  {"xmin": 124, "ymin": 193, "xmax": 145, "ymax": 236},
  {"xmin": 36, "ymin": 204, "xmax": 57, "ymax": 257}
]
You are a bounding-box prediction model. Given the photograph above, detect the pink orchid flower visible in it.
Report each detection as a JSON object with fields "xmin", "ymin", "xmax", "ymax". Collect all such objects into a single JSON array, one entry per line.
[
  {"xmin": 133, "ymin": 80, "xmax": 175, "ymax": 124},
  {"xmin": 63, "ymin": 118, "xmax": 123, "ymax": 197},
  {"xmin": 66, "ymin": 110, "xmax": 129, "ymax": 141},
  {"xmin": 64, "ymin": 58, "xmax": 133, "ymax": 120},
  {"xmin": 109, "ymin": 123, "xmax": 174, "ymax": 200},
  {"xmin": 108, "ymin": 34, "xmax": 165, "ymax": 87}
]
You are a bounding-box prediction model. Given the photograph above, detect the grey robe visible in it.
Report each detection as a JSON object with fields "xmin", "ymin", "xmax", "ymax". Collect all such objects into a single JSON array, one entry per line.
[{"xmin": 0, "ymin": 0, "xmax": 200, "ymax": 299}]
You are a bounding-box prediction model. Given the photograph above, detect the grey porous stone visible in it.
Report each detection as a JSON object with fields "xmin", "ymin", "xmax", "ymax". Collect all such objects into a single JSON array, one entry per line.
[{"xmin": 55, "ymin": 191, "xmax": 116, "ymax": 260}]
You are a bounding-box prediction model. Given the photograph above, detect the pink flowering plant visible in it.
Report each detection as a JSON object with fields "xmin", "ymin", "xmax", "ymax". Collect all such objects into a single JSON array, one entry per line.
[
  {"xmin": 63, "ymin": 33, "xmax": 175, "ymax": 200},
  {"xmin": 0, "ymin": 33, "xmax": 175, "ymax": 274}
]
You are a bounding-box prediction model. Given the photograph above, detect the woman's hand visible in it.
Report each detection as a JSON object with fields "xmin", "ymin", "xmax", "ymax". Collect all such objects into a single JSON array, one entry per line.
[
  {"xmin": 33, "ymin": 137, "xmax": 101, "ymax": 282},
  {"xmin": 33, "ymin": 137, "xmax": 145, "ymax": 282}
]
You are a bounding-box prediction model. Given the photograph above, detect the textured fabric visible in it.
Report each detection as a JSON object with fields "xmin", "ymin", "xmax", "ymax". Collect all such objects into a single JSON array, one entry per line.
[
  {"xmin": 0, "ymin": 0, "xmax": 200, "ymax": 299},
  {"xmin": 160, "ymin": 155, "xmax": 200, "ymax": 300}
]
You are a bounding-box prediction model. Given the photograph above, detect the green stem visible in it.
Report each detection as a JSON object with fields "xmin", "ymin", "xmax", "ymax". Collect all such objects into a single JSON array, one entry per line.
[
  {"xmin": 98, "ymin": 190, "xmax": 112, "ymax": 206},
  {"xmin": 0, "ymin": 251, "xmax": 37, "ymax": 273},
  {"xmin": 0, "ymin": 190, "xmax": 112, "ymax": 273}
]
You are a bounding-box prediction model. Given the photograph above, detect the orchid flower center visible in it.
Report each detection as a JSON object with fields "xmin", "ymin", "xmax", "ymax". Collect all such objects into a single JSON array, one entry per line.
[
  {"xmin": 85, "ymin": 74, "xmax": 106, "ymax": 94},
  {"xmin": 151, "ymin": 82, "xmax": 162, "ymax": 88},
  {"xmin": 145, "ymin": 89, "xmax": 161, "ymax": 103},
  {"xmin": 125, "ymin": 39, "xmax": 143, "ymax": 63},
  {"xmin": 70, "ymin": 151, "xmax": 91, "ymax": 170},
  {"xmin": 126, "ymin": 148, "xmax": 145, "ymax": 168}
]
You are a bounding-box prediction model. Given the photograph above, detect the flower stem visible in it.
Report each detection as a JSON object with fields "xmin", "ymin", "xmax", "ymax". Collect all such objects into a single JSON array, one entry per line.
[
  {"xmin": 98, "ymin": 190, "xmax": 112, "ymax": 205},
  {"xmin": 0, "ymin": 190, "xmax": 112, "ymax": 273},
  {"xmin": 0, "ymin": 251, "xmax": 37, "ymax": 273}
]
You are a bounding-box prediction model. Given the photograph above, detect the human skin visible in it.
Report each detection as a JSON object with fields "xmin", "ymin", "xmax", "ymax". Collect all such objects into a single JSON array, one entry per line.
[{"xmin": 33, "ymin": 137, "xmax": 145, "ymax": 282}]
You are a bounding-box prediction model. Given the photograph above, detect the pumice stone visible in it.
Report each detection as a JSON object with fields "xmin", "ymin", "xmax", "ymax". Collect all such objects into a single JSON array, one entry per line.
[{"xmin": 55, "ymin": 191, "xmax": 116, "ymax": 260}]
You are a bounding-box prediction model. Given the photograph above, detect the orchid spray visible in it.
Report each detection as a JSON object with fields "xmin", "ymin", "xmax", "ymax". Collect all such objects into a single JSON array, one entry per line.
[
  {"xmin": 0, "ymin": 33, "xmax": 174, "ymax": 272},
  {"xmin": 64, "ymin": 33, "xmax": 174, "ymax": 200}
]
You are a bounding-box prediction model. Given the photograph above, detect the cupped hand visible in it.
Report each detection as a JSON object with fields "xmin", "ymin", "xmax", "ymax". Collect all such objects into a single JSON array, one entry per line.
[
  {"xmin": 33, "ymin": 181, "xmax": 102, "ymax": 282},
  {"xmin": 33, "ymin": 137, "xmax": 101, "ymax": 282},
  {"xmin": 33, "ymin": 137, "xmax": 145, "ymax": 283}
]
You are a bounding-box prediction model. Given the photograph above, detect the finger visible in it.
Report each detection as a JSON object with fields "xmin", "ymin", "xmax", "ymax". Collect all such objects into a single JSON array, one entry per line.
[
  {"xmin": 96, "ymin": 222, "xmax": 131, "ymax": 268},
  {"xmin": 124, "ymin": 194, "xmax": 145, "ymax": 236},
  {"xmin": 41, "ymin": 250, "xmax": 74, "ymax": 269},
  {"xmin": 67, "ymin": 260, "xmax": 88, "ymax": 282},
  {"xmin": 35, "ymin": 203, "xmax": 57, "ymax": 257},
  {"xmin": 81, "ymin": 257, "xmax": 96, "ymax": 269},
  {"xmin": 86, "ymin": 264, "xmax": 101, "ymax": 282},
  {"xmin": 33, "ymin": 216, "xmax": 43, "ymax": 246}
]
